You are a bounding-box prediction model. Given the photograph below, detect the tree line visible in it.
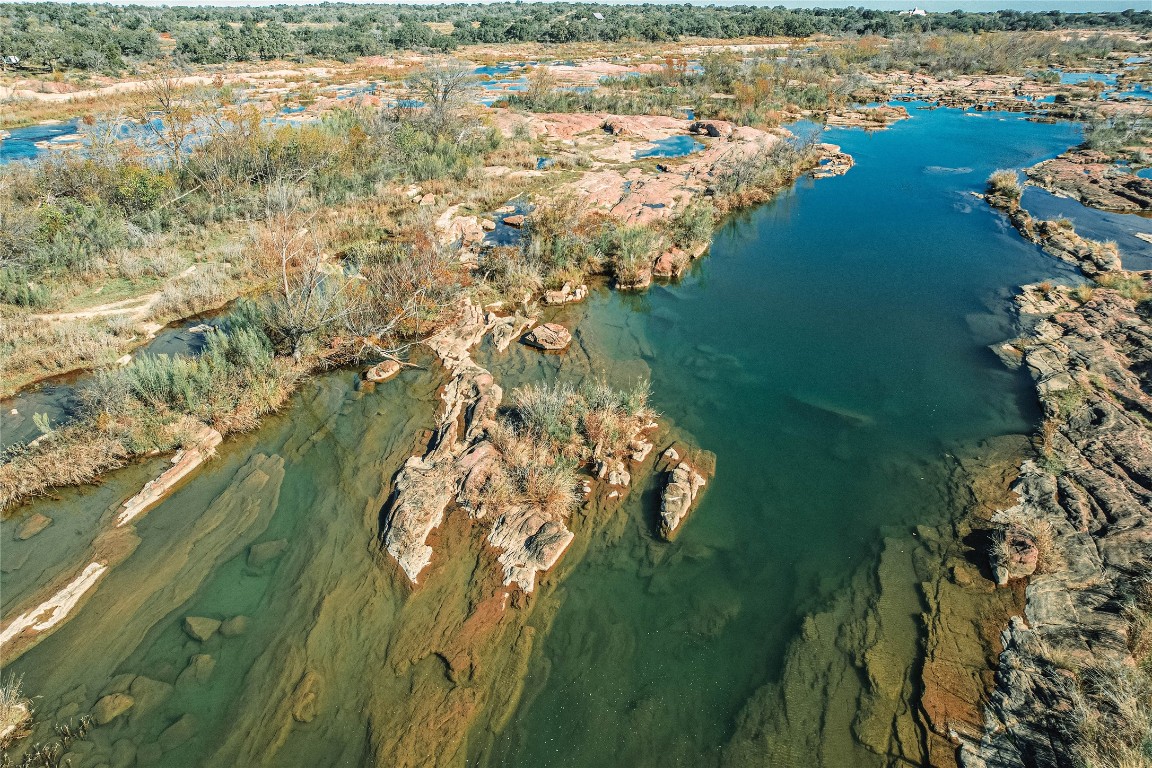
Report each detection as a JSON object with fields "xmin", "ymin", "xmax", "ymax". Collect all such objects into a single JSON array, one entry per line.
[{"xmin": 1, "ymin": 2, "xmax": 1150, "ymax": 72}]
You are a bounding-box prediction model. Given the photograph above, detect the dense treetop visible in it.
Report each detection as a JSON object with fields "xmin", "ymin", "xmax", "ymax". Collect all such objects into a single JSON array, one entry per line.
[{"xmin": 1, "ymin": 2, "xmax": 1150, "ymax": 71}]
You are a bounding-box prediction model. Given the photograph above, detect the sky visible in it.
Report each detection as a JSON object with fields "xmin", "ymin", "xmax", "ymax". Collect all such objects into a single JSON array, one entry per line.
[{"xmin": 7, "ymin": 0, "xmax": 1144, "ymax": 9}]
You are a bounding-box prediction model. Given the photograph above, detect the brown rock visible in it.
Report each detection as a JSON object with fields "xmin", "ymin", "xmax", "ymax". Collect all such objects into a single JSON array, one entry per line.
[
  {"xmin": 522, "ymin": 323, "xmax": 572, "ymax": 351},
  {"xmin": 364, "ymin": 360, "xmax": 401, "ymax": 383},
  {"xmin": 502, "ymin": 214, "xmax": 525, "ymax": 228}
]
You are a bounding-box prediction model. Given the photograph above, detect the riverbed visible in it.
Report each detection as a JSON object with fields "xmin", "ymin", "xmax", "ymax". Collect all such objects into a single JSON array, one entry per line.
[{"xmin": 2, "ymin": 107, "xmax": 1089, "ymax": 766}]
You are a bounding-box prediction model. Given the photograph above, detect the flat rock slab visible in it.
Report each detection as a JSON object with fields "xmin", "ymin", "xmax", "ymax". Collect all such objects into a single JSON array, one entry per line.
[{"xmin": 16, "ymin": 513, "xmax": 52, "ymax": 540}]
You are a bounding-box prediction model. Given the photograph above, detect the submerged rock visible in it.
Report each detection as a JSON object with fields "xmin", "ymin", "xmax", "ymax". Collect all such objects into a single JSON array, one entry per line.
[
  {"xmin": 290, "ymin": 671, "xmax": 321, "ymax": 723},
  {"xmin": 182, "ymin": 616, "xmax": 220, "ymax": 643},
  {"xmin": 219, "ymin": 615, "xmax": 249, "ymax": 638},
  {"xmin": 247, "ymin": 539, "xmax": 287, "ymax": 568},
  {"xmin": 15, "ymin": 512, "xmax": 52, "ymax": 540},
  {"xmin": 176, "ymin": 654, "xmax": 216, "ymax": 687},
  {"xmin": 93, "ymin": 693, "xmax": 134, "ymax": 726}
]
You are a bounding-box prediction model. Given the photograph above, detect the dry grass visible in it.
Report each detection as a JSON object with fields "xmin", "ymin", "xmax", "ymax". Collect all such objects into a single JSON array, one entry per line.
[{"xmin": 0, "ymin": 675, "xmax": 32, "ymax": 749}]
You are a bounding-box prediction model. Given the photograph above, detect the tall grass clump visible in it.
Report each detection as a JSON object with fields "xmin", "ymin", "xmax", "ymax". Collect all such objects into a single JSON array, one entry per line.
[
  {"xmin": 987, "ymin": 169, "xmax": 1023, "ymax": 203},
  {"xmin": 464, "ymin": 379, "xmax": 657, "ymax": 521}
]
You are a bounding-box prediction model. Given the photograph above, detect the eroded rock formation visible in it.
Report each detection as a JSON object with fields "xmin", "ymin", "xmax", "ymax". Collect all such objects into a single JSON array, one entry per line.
[
  {"xmin": 1028, "ymin": 149, "xmax": 1152, "ymax": 213},
  {"xmin": 961, "ymin": 279, "xmax": 1152, "ymax": 768},
  {"xmin": 985, "ymin": 190, "xmax": 1122, "ymax": 276}
]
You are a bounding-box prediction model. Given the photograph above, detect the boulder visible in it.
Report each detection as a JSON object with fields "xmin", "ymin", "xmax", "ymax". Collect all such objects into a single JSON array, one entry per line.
[
  {"xmin": 502, "ymin": 214, "xmax": 526, "ymax": 228},
  {"xmin": 522, "ymin": 323, "xmax": 572, "ymax": 351},
  {"xmin": 128, "ymin": 676, "xmax": 173, "ymax": 717},
  {"xmin": 364, "ymin": 360, "xmax": 401, "ymax": 383},
  {"xmin": 93, "ymin": 694, "xmax": 134, "ymax": 726},
  {"xmin": 659, "ymin": 461, "xmax": 707, "ymax": 539},
  {"xmin": 182, "ymin": 616, "xmax": 221, "ymax": 643},
  {"xmin": 16, "ymin": 512, "xmax": 52, "ymax": 540}
]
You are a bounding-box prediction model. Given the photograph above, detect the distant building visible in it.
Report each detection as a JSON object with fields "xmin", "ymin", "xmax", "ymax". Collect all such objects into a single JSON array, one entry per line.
[
  {"xmin": 898, "ymin": 8, "xmax": 928, "ymax": 16},
  {"xmin": 592, "ymin": 12, "xmax": 605, "ymax": 20}
]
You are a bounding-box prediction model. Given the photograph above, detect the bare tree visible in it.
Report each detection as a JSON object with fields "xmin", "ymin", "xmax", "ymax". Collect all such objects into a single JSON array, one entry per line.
[
  {"xmin": 405, "ymin": 60, "xmax": 480, "ymax": 134},
  {"xmin": 136, "ymin": 65, "xmax": 211, "ymax": 167}
]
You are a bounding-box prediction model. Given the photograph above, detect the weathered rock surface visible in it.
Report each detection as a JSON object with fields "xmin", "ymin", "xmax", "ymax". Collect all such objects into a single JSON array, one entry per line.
[
  {"xmin": 659, "ymin": 459, "xmax": 706, "ymax": 540},
  {"xmin": 961, "ymin": 279, "xmax": 1152, "ymax": 768},
  {"xmin": 823, "ymin": 105, "xmax": 910, "ymax": 128},
  {"xmin": 521, "ymin": 323, "xmax": 572, "ymax": 351},
  {"xmin": 364, "ymin": 360, "xmax": 401, "ymax": 383},
  {"xmin": 116, "ymin": 423, "xmax": 222, "ymax": 527},
  {"xmin": 182, "ymin": 616, "xmax": 220, "ymax": 643},
  {"xmin": 382, "ymin": 300, "xmax": 579, "ymax": 592},
  {"xmin": 488, "ymin": 311, "xmax": 536, "ymax": 352},
  {"xmin": 15, "ymin": 512, "xmax": 52, "ymax": 540},
  {"xmin": 93, "ymin": 693, "xmax": 134, "ymax": 726},
  {"xmin": 247, "ymin": 538, "xmax": 287, "ymax": 568},
  {"xmin": 1028, "ymin": 149, "xmax": 1152, "ymax": 213},
  {"xmin": 543, "ymin": 283, "xmax": 588, "ymax": 305}
]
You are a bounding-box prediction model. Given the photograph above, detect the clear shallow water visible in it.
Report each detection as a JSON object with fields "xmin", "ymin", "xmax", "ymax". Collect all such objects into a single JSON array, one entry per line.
[{"xmin": 1, "ymin": 108, "xmax": 1084, "ymax": 767}]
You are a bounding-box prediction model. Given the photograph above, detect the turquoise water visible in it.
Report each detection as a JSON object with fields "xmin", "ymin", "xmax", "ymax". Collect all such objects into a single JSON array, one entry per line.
[
  {"xmin": 482, "ymin": 108, "xmax": 1083, "ymax": 767},
  {"xmin": 1, "ymin": 107, "xmax": 1085, "ymax": 767}
]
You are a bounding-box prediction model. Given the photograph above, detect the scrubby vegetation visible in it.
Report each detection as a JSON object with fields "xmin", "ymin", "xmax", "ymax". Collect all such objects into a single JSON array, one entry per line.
[
  {"xmin": 1, "ymin": 3, "xmax": 1149, "ymax": 75},
  {"xmin": 987, "ymin": 169, "xmax": 1024, "ymax": 203},
  {"xmin": 463, "ymin": 379, "xmax": 655, "ymax": 520}
]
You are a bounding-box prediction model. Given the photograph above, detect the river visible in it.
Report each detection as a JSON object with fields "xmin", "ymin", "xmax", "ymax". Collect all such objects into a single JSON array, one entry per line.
[{"xmin": 1, "ymin": 107, "xmax": 1113, "ymax": 767}]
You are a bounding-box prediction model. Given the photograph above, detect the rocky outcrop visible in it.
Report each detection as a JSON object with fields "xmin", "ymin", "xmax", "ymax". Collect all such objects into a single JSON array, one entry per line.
[
  {"xmin": 823, "ymin": 105, "xmax": 910, "ymax": 129},
  {"xmin": 962, "ymin": 278, "xmax": 1152, "ymax": 768},
  {"xmin": 1028, "ymin": 149, "xmax": 1152, "ymax": 213},
  {"xmin": 985, "ymin": 192, "xmax": 1121, "ymax": 276},
  {"xmin": 521, "ymin": 323, "xmax": 572, "ymax": 351},
  {"xmin": 381, "ymin": 301, "xmax": 579, "ymax": 592},
  {"xmin": 812, "ymin": 144, "xmax": 854, "ymax": 179},
  {"xmin": 543, "ymin": 283, "xmax": 588, "ymax": 305},
  {"xmin": 657, "ymin": 447, "xmax": 707, "ymax": 540}
]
